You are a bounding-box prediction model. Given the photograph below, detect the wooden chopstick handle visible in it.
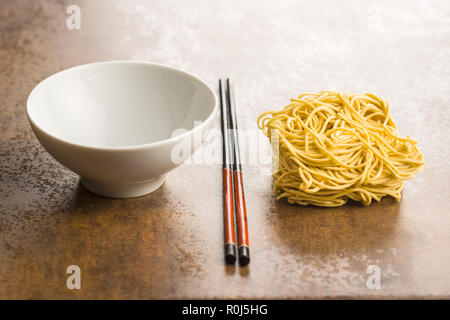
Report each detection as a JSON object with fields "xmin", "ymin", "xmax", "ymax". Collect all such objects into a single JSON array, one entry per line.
[
  {"xmin": 223, "ymin": 168, "xmax": 236, "ymax": 264},
  {"xmin": 233, "ymin": 170, "xmax": 250, "ymax": 266}
]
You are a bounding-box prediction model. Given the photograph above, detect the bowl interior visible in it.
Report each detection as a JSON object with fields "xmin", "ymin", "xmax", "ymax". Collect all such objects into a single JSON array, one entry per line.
[{"xmin": 27, "ymin": 62, "xmax": 216, "ymax": 148}]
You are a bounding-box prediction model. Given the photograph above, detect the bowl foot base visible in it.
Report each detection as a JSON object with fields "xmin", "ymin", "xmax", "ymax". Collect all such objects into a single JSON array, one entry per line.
[{"xmin": 81, "ymin": 176, "xmax": 166, "ymax": 198}]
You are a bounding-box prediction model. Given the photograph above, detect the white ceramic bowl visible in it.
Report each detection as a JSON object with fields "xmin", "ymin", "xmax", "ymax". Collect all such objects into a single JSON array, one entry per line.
[{"xmin": 27, "ymin": 61, "xmax": 217, "ymax": 198}]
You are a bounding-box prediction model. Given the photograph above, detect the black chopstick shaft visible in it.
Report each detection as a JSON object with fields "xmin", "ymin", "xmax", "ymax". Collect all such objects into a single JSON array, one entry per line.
[
  {"xmin": 226, "ymin": 78, "xmax": 250, "ymax": 266},
  {"xmin": 220, "ymin": 80, "xmax": 233, "ymax": 169},
  {"xmin": 219, "ymin": 79, "xmax": 237, "ymax": 264}
]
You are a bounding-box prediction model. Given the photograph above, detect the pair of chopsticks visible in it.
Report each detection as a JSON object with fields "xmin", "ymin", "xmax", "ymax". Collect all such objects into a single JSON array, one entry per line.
[{"xmin": 219, "ymin": 79, "xmax": 250, "ymax": 266}]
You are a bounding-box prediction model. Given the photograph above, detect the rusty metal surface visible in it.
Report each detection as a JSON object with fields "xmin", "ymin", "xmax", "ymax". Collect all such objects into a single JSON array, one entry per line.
[{"xmin": 0, "ymin": 0, "xmax": 449, "ymax": 299}]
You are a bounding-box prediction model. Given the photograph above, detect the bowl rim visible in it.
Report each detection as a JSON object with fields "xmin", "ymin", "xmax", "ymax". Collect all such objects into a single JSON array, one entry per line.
[{"xmin": 26, "ymin": 60, "xmax": 218, "ymax": 151}]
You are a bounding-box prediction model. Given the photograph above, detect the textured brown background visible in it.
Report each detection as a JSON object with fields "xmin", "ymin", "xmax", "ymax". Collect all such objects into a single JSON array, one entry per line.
[{"xmin": 1, "ymin": 0, "xmax": 449, "ymax": 299}]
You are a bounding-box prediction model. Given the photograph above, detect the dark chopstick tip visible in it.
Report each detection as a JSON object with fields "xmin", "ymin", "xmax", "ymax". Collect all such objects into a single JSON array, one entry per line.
[
  {"xmin": 238, "ymin": 246, "xmax": 250, "ymax": 266},
  {"xmin": 224, "ymin": 243, "xmax": 237, "ymax": 264}
]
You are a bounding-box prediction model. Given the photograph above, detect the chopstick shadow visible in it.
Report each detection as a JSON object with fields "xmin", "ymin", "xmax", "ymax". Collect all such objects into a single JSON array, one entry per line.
[
  {"xmin": 224, "ymin": 263, "xmax": 250, "ymax": 277},
  {"xmin": 224, "ymin": 264, "xmax": 236, "ymax": 276},
  {"xmin": 267, "ymin": 197, "xmax": 402, "ymax": 256},
  {"xmin": 238, "ymin": 266, "xmax": 250, "ymax": 276}
]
